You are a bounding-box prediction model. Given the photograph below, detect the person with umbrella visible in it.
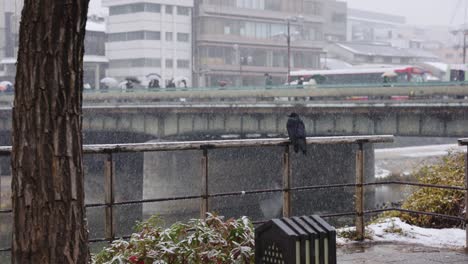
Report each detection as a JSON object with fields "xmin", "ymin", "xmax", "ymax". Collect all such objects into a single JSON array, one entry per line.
[
  {"xmin": 382, "ymin": 71, "xmax": 397, "ymax": 87},
  {"xmin": 148, "ymin": 78, "xmax": 160, "ymax": 89}
]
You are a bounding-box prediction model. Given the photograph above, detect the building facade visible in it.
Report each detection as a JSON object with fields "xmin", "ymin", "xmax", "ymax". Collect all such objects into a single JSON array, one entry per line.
[
  {"xmin": 0, "ymin": 0, "xmax": 23, "ymax": 80},
  {"xmin": 0, "ymin": 0, "xmax": 108, "ymax": 87},
  {"xmin": 193, "ymin": 0, "xmax": 341, "ymax": 87},
  {"xmin": 327, "ymin": 42, "xmax": 440, "ymax": 66},
  {"xmin": 102, "ymin": 0, "xmax": 194, "ymax": 88},
  {"xmin": 347, "ymin": 8, "xmax": 406, "ymax": 43},
  {"xmin": 323, "ymin": 0, "xmax": 346, "ymax": 42}
]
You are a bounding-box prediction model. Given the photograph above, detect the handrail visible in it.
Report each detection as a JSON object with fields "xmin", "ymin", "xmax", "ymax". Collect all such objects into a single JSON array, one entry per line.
[
  {"xmin": 1, "ymin": 135, "xmax": 467, "ymax": 252},
  {"xmin": 0, "ymin": 135, "xmax": 394, "ymax": 155}
]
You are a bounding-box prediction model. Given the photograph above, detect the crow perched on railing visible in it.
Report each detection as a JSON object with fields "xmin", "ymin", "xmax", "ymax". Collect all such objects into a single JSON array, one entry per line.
[{"xmin": 287, "ymin": 113, "xmax": 307, "ymax": 155}]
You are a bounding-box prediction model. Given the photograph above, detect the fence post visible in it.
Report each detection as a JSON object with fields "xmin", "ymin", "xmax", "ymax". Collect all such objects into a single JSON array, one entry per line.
[
  {"xmin": 355, "ymin": 142, "xmax": 365, "ymax": 241},
  {"xmin": 201, "ymin": 148, "xmax": 209, "ymax": 219},
  {"xmin": 465, "ymin": 146, "xmax": 468, "ymax": 249},
  {"xmin": 283, "ymin": 144, "xmax": 291, "ymax": 218},
  {"xmin": 104, "ymin": 153, "xmax": 115, "ymax": 242}
]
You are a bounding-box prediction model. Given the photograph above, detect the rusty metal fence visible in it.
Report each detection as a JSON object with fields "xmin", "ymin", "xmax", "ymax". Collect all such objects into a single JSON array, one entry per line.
[{"xmin": 0, "ymin": 135, "xmax": 467, "ymax": 254}]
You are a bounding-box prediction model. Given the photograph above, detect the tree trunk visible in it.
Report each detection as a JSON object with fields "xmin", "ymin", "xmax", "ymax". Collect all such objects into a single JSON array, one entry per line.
[{"xmin": 11, "ymin": 1, "xmax": 90, "ymax": 263}]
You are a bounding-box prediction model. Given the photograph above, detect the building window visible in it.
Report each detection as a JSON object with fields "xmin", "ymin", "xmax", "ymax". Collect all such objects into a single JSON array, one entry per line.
[
  {"xmin": 146, "ymin": 3, "xmax": 161, "ymax": 12},
  {"xmin": 177, "ymin": 6, "xmax": 190, "ymax": 16},
  {"xmin": 166, "ymin": 59, "xmax": 173, "ymax": 68},
  {"xmin": 107, "ymin": 31, "xmax": 161, "ymax": 42},
  {"xmin": 110, "ymin": 3, "xmax": 161, "ymax": 15},
  {"xmin": 177, "ymin": 33, "xmax": 190, "ymax": 42},
  {"xmin": 236, "ymin": 0, "xmax": 265, "ymax": 9},
  {"xmin": 109, "ymin": 58, "xmax": 161, "ymax": 68},
  {"xmin": 177, "ymin": 59, "xmax": 190, "ymax": 68},
  {"xmin": 166, "ymin": 32, "xmax": 173, "ymax": 41},
  {"xmin": 265, "ymin": 0, "xmax": 281, "ymax": 11},
  {"xmin": 332, "ymin": 13, "xmax": 346, "ymax": 23},
  {"xmin": 165, "ymin": 5, "xmax": 173, "ymax": 14},
  {"xmin": 145, "ymin": 31, "xmax": 161, "ymax": 40},
  {"xmin": 304, "ymin": 0, "xmax": 322, "ymax": 15}
]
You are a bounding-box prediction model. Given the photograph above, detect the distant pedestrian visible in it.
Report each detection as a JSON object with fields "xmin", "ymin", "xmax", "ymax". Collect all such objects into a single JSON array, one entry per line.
[
  {"xmin": 181, "ymin": 79, "xmax": 187, "ymax": 88},
  {"xmin": 297, "ymin": 76, "xmax": 304, "ymax": 88},
  {"xmin": 149, "ymin": 79, "xmax": 160, "ymax": 89},
  {"xmin": 287, "ymin": 113, "xmax": 307, "ymax": 155},
  {"xmin": 167, "ymin": 78, "xmax": 176, "ymax": 88},
  {"xmin": 265, "ymin": 73, "xmax": 273, "ymax": 88},
  {"xmin": 126, "ymin": 80, "xmax": 134, "ymax": 90}
]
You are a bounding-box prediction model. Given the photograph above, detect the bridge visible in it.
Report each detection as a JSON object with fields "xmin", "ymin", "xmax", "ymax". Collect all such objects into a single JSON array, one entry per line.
[{"xmin": 1, "ymin": 100, "xmax": 467, "ymax": 140}]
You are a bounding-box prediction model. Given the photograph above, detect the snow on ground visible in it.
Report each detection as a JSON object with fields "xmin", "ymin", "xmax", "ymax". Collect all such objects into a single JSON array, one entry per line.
[
  {"xmin": 337, "ymin": 218, "xmax": 466, "ymax": 249},
  {"xmin": 375, "ymin": 167, "xmax": 392, "ymax": 179},
  {"xmin": 375, "ymin": 144, "xmax": 465, "ymax": 159}
]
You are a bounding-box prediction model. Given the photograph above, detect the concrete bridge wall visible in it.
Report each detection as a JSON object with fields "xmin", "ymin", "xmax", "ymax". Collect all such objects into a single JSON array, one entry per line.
[
  {"xmin": 81, "ymin": 103, "xmax": 468, "ymax": 138},
  {"xmin": 2, "ymin": 102, "xmax": 467, "ymax": 139}
]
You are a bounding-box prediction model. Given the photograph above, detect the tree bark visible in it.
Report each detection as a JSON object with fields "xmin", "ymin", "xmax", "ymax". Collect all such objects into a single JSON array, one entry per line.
[{"xmin": 11, "ymin": 1, "xmax": 90, "ymax": 263}]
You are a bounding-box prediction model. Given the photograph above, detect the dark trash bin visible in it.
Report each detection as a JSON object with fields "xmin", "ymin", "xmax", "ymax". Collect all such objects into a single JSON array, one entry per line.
[{"xmin": 255, "ymin": 215, "xmax": 336, "ymax": 264}]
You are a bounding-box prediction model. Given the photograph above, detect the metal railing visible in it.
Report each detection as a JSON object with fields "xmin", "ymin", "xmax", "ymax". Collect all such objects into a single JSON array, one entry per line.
[
  {"xmin": 0, "ymin": 135, "xmax": 467, "ymax": 253},
  {"xmin": 1, "ymin": 81, "xmax": 468, "ymax": 106}
]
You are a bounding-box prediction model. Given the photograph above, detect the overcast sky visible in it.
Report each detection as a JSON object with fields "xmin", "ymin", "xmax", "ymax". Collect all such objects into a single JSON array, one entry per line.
[
  {"xmin": 89, "ymin": 0, "xmax": 467, "ymax": 27},
  {"xmin": 343, "ymin": 0, "xmax": 467, "ymax": 26}
]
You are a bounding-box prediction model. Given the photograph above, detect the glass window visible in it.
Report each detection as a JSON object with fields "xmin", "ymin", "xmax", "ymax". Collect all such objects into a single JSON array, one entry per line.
[
  {"xmin": 177, "ymin": 6, "xmax": 190, "ymax": 16},
  {"xmin": 127, "ymin": 31, "xmax": 145, "ymax": 41},
  {"xmin": 145, "ymin": 3, "xmax": 161, "ymax": 12},
  {"xmin": 145, "ymin": 31, "xmax": 161, "ymax": 40},
  {"xmin": 107, "ymin": 31, "xmax": 160, "ymax": 42},
  {"xmin": 166, "ymin": 32, "xmax": 173, "ymax": 41},
  {"xmin": 107, "ymin": 32, "xmax": 126, "ymax": 42},
  {"xmin": 109, "ymin": 3, "xmax": 161, "ymax": 15},
  {"xmin": 177, "ymin": 59, "xmax": 190, "ymax": 68},
  {"xmin": 166, "ymin": 59, "xmax": 173, "ymax": 68},
  {"xmin": 109, "ymin": 58, "xmax": 161, "ymax": 68},
  {"xmin": 165, "ymin": 5, "xmax": 173, "ymax": 14},
  {"xmin": 177, "ymin": 33, "xmax": 190, "ymax": 42},
  {"xmin": 265, "ymin": 0, "xmax": 281, "ymax": 11},
  {"xmin": 304, "ymin": 0, "xmax": 322, "ymax": 15}
]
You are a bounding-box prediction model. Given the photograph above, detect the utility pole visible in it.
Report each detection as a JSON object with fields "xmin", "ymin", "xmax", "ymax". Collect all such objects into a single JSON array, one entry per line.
[
  {"xmin": 287, "ymin": 19, "xmax": 291, "ymax": 84},
  {"xmin": 464, "ymin": 30, "xmax": 467, "ymax": 64}
]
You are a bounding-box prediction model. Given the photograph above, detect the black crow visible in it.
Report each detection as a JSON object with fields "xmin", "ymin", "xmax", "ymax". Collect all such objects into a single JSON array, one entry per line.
[{"xmin": 287, "ymin": 113, "xmax": 307, "ymax": 155}]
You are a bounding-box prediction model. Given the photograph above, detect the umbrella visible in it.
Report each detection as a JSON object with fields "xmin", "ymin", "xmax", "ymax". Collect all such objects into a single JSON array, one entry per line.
[
  {"xmin": 125, "ymin": 76, "xmax": 141, "ymax": 84},
  {"xmin": 100, "ymin": 77, "xmax": 118, "ymax": 86},
  {"xmin": 119, "ymin": 81, "xmax": 129, "ymax": 89},
  {"xmin": 382, "ymin": 71, "xmax": 397, "ymax": 77},
  {"xmin": 146, "ymin": 73, "xmax": 161, "ymax": 80},
  {"xmin": 0, "ymin": 81, "xmax": 13, "ymax": 92},
  {"xmin": 218, "ymin": 80, "xmax": 228, "ymax": 87},
  {"xmin": 175, "ymin": 76, "xmax": 189, "ymax": 87}
]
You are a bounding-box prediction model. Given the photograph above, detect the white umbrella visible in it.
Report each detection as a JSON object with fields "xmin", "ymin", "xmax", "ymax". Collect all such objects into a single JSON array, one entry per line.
[
  {"xmin": 100, "ymin": 77, "xmax": 118, "ymax": 87},
  {"xmin": 146, "ymin": 73, "xmax": 161, "ymax": 80},
  {"xmin": 175, "ymin": 76, "xmax": 189, "ymax": 87},
  {"xmin": 0, "ymin": 81, "xmax": 13, "ymax": 91},
  {"xmin": 382, "ymin": 71, "xmax": 397, "ymax": 77},
  {"xmin": 119, "ymin": 81, "xmax": 128, "ymax": 89}
]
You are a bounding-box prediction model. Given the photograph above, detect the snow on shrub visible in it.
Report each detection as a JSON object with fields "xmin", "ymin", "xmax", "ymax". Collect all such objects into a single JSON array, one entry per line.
[
  {"xmin": 385, "ymin": 152, "xmax": 465, "ymax": 228},
  {"xmin": 93, "ymin": 213, "xmax": 255, "ymax": 264}
]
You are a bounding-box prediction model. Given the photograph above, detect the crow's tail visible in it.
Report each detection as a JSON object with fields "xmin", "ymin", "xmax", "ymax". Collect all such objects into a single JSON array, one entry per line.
[{"xmin": 298, "ymin": 138, "xmax": 307, "ymax": 156}]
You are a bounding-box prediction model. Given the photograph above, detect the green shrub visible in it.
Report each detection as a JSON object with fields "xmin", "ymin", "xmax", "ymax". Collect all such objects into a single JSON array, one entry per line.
[
  {"xmin": 93, "ymin": 213, "xmax": 255, "ymax": 264},
  {"xmin": 392, "ymin": 152, "xmax": 465, "ymax": 228}
]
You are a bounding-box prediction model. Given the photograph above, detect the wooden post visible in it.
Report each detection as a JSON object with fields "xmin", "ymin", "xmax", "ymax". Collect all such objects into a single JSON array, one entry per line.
[
  {"xmin": 201, "ymin": 148, "xmax": 209, "ymax": 219},
  {"xmin": 355, "ymin": 142, "xmax": 365, "ymax": 241},
  {"xmin": 283, "ymin": 145, "xmax": 291, "ymax": 218},
  {"xmin": 104, "ymin": 153, "xmax": 115, "ymax": 242}
]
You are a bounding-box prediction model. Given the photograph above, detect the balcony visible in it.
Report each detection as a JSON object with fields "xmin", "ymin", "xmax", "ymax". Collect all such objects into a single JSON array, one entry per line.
[{"xmin": 199, "ymin": 4, "xmax": 325, "ymax": 24}]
